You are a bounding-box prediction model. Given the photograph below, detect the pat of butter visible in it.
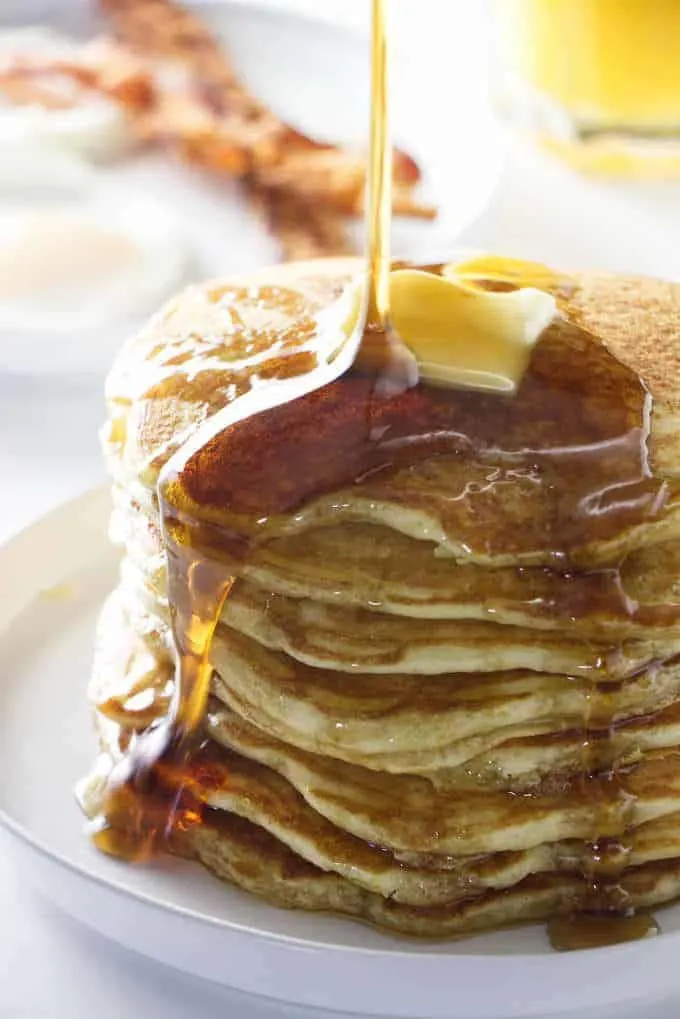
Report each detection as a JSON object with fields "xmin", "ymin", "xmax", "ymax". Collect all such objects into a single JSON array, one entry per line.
[{"xmin": 386, "ymin": 268, "xmax": 556, "ymax": 394}]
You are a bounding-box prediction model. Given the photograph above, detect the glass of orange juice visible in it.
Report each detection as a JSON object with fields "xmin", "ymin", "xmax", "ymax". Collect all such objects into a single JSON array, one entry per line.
[{"xmin": 493, "ymin": 0, "xmax": 680, "ymax": 176}]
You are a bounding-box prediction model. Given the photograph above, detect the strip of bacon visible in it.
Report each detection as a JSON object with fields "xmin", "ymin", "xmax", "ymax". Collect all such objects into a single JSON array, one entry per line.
[{"xmin": 98, "ymin": 0, "xmax": 435, "ymax": 258}]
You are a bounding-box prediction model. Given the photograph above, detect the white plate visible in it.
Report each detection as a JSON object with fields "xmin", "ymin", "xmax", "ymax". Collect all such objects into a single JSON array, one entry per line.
[
  {"xmin": 0, "ymin": 0, "xmax": 502, "ymax": 377},
  {"xmin": 2, "ymin": 487, "xmax": 680, "ymax": 1019}
]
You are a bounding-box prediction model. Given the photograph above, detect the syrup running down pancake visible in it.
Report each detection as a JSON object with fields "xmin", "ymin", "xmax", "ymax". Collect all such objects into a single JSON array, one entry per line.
[{"xmin": 78, "ymin": 254, "xmax": 680, "ymax": 946}]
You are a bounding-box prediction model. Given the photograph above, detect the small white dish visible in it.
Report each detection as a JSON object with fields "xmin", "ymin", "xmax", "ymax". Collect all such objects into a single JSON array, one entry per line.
[
  {"xmin": 2, "ymin": 487, "xmax": 680, "ymax": 1019},
  {"xmin": 0, "ymin": 163, "xmax": 189, "ymax": 323},
  {"xmin": 0, "ymin": 159, "xmax": 190, "ymax": 374}
]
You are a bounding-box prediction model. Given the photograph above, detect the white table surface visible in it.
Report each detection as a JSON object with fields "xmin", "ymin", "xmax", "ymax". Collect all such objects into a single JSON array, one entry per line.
[{"xmin": 4, "ymin": 2, "xmax": 680, "ymax": 1017}]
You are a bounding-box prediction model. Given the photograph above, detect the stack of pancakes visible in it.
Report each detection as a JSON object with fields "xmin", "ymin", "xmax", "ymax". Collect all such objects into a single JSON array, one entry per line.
[{"xmin": 80, "ymin": 257, "xmax": 680, "ymax": 939}]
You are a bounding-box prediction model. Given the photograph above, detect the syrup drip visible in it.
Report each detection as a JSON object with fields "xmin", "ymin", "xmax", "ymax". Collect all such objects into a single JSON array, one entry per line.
[
  {"xmin": 366, "ymin": 0, "xmax": 391, "ymax": 332},
  {"xmin": 92, "ymin": 2, "xmax": 665, "ymax": 951}
]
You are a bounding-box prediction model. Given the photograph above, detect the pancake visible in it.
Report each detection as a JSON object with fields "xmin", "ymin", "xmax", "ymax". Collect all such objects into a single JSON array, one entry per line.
[
  {"xmin": 80, "ymin": 685, "xmax": 680, "ymax": 910},
  {"xmin": 88, "ymin": 588, "xmax": 174, "ymax": 729},
  {"xmin": 83, "ymin": 714, "xmax": 581, "ymax": 906},
  {"xmin": 112, "ymin": 550, "xmax": 680, "ymax": 684},
  {"xmin": 191, "ymin": 757, "xmax": 680, "ymax": 898},
  {"xmin": 190, "ymin": 812, "xmax": 680, "ymax": 940},
  {"xmin": 209, "ymin": 628, "xmax": 680, "ymax": 777},
  {"xmin": 101, "ymin": 265, "xmax": 351, "ymax": 487},
  {"xmin": 111, "ymin": 549, "xmax": 680, "ymax": 684},
  {"xmin": 220, "ymin": 580, "xmax": 680, "ymax": 679},
  {"xmin": 239, "ymin": 525, "xmax": 680, "ymax": 636},
  {"xmin": 206, "ymin": 702, "xmax": 680, "ymax": 855},
  {"xmin": 111, "ymin": 489, "xmax": 680, "ymax": 637},
  {"xmin": 79, "ymin": 724, "xmax": 680, "ymax": 937},
  {"xmin": 451, "ymin": 703, "xmax": 680, "ymax": 790},
  {"xmin": 81, "ymin": 256, "xmax": 680, "ymax": 942},
  {"xmin": 566, "ymin": 272, "xmax": 680, "ymax": 480},
  {"xmin": 93, "ymin": 595, "xmax": 680, "ymax": 785},
  {"xmin": 102, "ymin": 260, "xmax": 680, "ymax": 568}
]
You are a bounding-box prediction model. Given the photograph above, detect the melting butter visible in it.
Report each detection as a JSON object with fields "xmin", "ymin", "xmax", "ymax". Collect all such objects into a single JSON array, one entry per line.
[
  {"xmin": 339, "ymin": 266, "xmax": 556, "ymax": 395},
  {"xmin": 388, "ymin": 269, "xmax": 555, "ymax": 394}
]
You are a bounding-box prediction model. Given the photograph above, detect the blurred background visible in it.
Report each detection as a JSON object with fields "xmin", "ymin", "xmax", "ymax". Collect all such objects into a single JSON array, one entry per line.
[{"xmin": 2, "ymin": 0, "xmax": 680, "ymax": 540}]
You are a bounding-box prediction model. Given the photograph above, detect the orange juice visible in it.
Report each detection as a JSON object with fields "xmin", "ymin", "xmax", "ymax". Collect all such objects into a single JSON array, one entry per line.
[
  {"xmin": 506, "ymin": 0, "xmax": 680, "ymax": 126},
  {"xmin": 497, "ymin": 0, "xmax": 680, "ymax": 175}
]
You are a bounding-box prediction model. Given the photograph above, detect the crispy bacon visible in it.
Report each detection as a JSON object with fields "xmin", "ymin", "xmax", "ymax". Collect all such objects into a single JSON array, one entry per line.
[
  {"xmin": 0, "ymin": 0, "xmax": 437, "ymax": 259},
  {"xmin": 98, "ymin": 0, "xmax": 435, "ymax": 258}
]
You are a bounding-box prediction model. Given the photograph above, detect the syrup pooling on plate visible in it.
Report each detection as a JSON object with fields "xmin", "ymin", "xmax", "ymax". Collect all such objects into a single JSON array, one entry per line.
[{"xmin": 91, "ymin": 4, "xmax": 666, "ymax": 949}]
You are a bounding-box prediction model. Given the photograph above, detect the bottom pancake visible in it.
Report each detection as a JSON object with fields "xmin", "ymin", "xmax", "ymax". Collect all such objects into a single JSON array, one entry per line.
[
  {"xmin": 79, "ymin": 730, "xmax": 680, "ymax": 939},
  {"xmin": 82, "ymin": 689, "xmax": 680, "ymax": 916},
  {"xmin": 191, "ymin": 811, "xmax": 680, "ymax": 940}
]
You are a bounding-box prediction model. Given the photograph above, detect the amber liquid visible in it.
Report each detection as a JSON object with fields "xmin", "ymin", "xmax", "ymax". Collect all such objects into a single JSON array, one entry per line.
[
  {"xmin": 93, "ymin": 1, "xmax": 664, "ymax": 952},
  {"xmin": 356, "ymin": 0, "xmax": 416, "ymax": 388},
  {"xmin": 366, "ymin": 0, "xmax": 391, "ymax": 330}
]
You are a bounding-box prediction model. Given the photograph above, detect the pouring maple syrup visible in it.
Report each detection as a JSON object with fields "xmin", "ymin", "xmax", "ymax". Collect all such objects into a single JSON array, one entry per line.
[
  {"xmin": 91, "ymin": 0, "xmax": 664, "ymax": 951},
  {"xmin": 356, "ymin": 0, "xmax": 416, "ymax": 389}
]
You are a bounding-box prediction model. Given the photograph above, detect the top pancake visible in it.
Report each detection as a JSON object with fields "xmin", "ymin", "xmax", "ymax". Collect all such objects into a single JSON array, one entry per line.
[
  {"xmin": 101, "ymin": 258, "xmax": 680, "ymax": 566},
  {"xmin": 102, "ymin": 263, "xmax": 350, "ymax": 487}
]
